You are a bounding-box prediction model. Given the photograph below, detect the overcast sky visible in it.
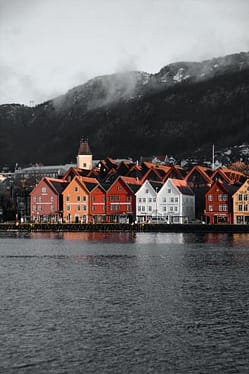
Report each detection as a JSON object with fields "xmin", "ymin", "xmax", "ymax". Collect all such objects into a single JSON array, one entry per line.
[{"xmin": 1, "ymin": 0, "xmax": 249, "ymax": 106}]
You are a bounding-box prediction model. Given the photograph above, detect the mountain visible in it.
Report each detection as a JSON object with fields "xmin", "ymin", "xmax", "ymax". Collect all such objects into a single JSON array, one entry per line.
[{"xmin": 1, "ymin": 51, "xmax": 249, "ymax": 168}]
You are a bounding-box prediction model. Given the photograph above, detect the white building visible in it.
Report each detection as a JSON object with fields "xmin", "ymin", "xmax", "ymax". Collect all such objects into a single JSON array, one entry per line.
[
  {"xmin": 135, "ymin": 180, "xmax": 162, "ymax": 223},
  {"xmin": 157, "ymin": 178, "xmax": 195, "ymax": 223}
]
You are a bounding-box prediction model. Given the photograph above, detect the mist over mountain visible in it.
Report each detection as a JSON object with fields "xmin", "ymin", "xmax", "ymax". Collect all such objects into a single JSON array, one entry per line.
[{"xmin": 1, "ymin": 51, "xmax": 249, "ymax": 168}]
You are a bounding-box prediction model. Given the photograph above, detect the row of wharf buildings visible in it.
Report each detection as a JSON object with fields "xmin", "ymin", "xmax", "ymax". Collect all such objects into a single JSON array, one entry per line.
[{"xmin": 29, "ymin": 139, "xmax": 249, "ymax": 225}]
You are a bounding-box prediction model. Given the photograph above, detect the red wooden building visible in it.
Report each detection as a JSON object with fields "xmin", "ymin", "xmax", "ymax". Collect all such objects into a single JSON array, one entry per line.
[
  {"xmin": 105, "ymin": 176, "xmax": 141, "ymax": 223},
  {"xmin": 205, "ymin": 180, "xmax": 239, "ymax": 224},
  {"xmin": 30, "ymin": 177, "xmax": 68, "ymax": 222}
]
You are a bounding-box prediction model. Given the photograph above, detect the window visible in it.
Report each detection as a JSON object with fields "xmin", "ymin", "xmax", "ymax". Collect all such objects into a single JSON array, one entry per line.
[
  {"xmin": 239, "ymin": 205, "xmax": 243, "ymax": 211},
  {"xmin": 66, "ymin": 205, "xmax": 70, "ymax": 211},
  {"xmin": 33, "ymin": 197, "xmax": 36, "ymax": 202},
  {"xmin": 74, "ymin": 186, "xmax": 78, "ymax": 192},
  {"xmin": 83, "ymin": 163, "xmax": 87, "ymax": 168},
  {"xmin": 127, "ymin": 204, "xmax": 131, "ymax": 211},
  {"xmin": 117, "ymin": 186, "xmax": 122, "ymax": 191},
  {"xmin": 138, "ymin": 206, "xmax": 141, "ymax": 211},
  {"xmin": 208, "ymin": 195, "xmax": 213, "ymax": 201},
  {"xmin": 32, "ymin": 205, "xmax": 36, "ymax": 211},
  {"xmin": 148, "ymin": 198, "xmax": 152, "ymax": 203},
  {"xmin": 110, "ymin": 195, "xmax": 119, "ymax": 201},
  {"xmin": 51, "ymin": 205, "xmax": 54, "ymax": 212},
  {"xmin": 111, "ymin": 204, "xmax": 119, "ymax": 211},
  {"xmin": 142, "ymin": 206, "xmax": 145, "ymax": 211},
  {"xmin": 170, "ymin": 207, "xmax": 173, "ymax": 212},
  {"xmin": 153, "ymin": 198, "xmax": 156, "ymax": 202},
  {"xmin": 83, "ymin": 196, "xmax": 86, "ymax": 201},
  {"xmin": 170, "ymin": 197, "xmax": 174, "ymax": 202},
  {"xmin": 138, "ymin": 198, "xmax": 142, "ymax": 202},
  {"xmin": 163, "ymin": 207, "xmax": 167, "ymax": 212},
  {"xmin": 162, "ymin": 197, "xmax": 166, "ymax": 202},
  {"xmin": 208, "ymin": 205, "xmax": 213, "ymax": 211},
  {"xmin": 218, "ymin": 205, "xmax": 223, "ymax": 211},
  {"xmin": 66, "ymin": 196, "xmax": 70, "ymax": 201},
  {"xmin": 41, "ymin": 187, "xmax": 47, "ymax": 193},
  {"xmin": 148, "ymin": 206, "xmax": 152, "ymax": 211},
  {"xmin": 92, "ymin": 206, "xmax": 96, "ymax": 211},
  {"xmin": 92, "ymin": 196, "xmax": 96, "ymax": 202},
  {"xmin": 223, "ymin": 194, "xmax": 228, "ymax": 201},
  {"xmin": 126, "ymin": 195, "xmax": 131, "ymax": 201},
  {"xmin": 175, "ymin": 197, "xmax": 178, "ymax": 202},
  {"xmin": 77, "ymin": 205, "xmax": 81, "ymax": 211},
  {"xmin": 218, "ymin": 194, "xmax": 223, "ymax": 201},
  {"xmin": 168, "ymin": 189, "xmax": 171, "ymax": 193},
  {"xmin": 82, "ymin": 205, "xmax": 86, "ymax": 211},
  {"xmin": 223, "ymin": 205, "xmax": 228, "ymax": 211},
  {"xmin": 77, "ymin": 196, "xmax": 81, "ymax": 201},
  {"xmin": 238, "ymin": 194, "xmax": 243, "ymax": 201},
  {"xmin": 145, "ymin": 189, "xmax": 149, "ymax": 193},
  {"xmin": 143, "ymin": 198, "xmax": 146, "ymax": 202},
  {"xmin": 50, "ymin": 196, "xmax": 54, "ymax": 202},
  {"xmin": 244, "ymin": 205, "xmax": 248, "ymax": 211},
  {"xmin": 174, "ymin": 206, "xmax": 178, "ymax": 211},
  {"xmin": 244, "ymin": 194, "xmax": 248, "ymax": 201}
]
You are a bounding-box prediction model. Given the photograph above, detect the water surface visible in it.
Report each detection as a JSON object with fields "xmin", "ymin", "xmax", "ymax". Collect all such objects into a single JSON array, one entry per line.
[{"xmin": 1, "ymin": 232, "xmax": 249, "ymax": 373}]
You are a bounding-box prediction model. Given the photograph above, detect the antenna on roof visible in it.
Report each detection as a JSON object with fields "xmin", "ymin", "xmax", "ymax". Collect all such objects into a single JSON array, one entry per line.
[{"xmin": 212, "ymin": 144, "xmax": 215, "ymax": 170}]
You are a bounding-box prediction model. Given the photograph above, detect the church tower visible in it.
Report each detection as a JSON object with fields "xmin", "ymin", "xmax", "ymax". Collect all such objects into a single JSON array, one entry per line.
[{"xmin": 77, "ymin": 137, "xmax": 93, "ymax": 170}]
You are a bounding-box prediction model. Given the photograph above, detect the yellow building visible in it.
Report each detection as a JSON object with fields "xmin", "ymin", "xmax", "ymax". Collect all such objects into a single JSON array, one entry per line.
[{"xmin": 233, "ymin": 179, "xmax": 249, "ymax": 224}]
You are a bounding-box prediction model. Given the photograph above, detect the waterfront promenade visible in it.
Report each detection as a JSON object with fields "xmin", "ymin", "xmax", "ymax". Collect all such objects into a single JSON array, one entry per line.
[{"xmin": 1, "ymin": 222, "xmax": 249, "ymax": 233}]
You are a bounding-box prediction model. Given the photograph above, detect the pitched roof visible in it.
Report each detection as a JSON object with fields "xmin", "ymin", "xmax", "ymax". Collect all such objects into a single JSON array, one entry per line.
[
  {"xmin": 170, "ymin": 178, "xmax": 194, "ymax": 195},
  {"xmin": 77, "ymin": 176, "xmax": 99, "ymax": 192},
  {"xmin": 78, "ymin": 138, "xmax": 92, "ymax": 155},
  {"xmin": 185, "ymin": 165, "xmax": 213, "ymax": 184},
  {"xmin": 45, "ymin": 177, "xmax": 69, "ymax": 194}
]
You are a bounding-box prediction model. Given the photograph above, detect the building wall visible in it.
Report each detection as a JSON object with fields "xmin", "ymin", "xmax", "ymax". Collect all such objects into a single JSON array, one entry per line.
[
  {"xmin": 62, "ymin": 178, "xmax": 89, "ymax": 223},
  {"xmin": 205, "ymin": 182, "xmax": 233, "ymax": 224},
  {"xmin": 136, "ymin": 181, "xmax": 157, "ymax": 222},
  {"xmin": 77, "ymin": 154, "xmax": 92, "ymax": 170},
  {"xmin": 233, "ymin": 179, "xmax": 249, "ymax": 224},
  {"xmin": 106, "ymin": 179, "xmax": 134, "ymax": 223},
  {"xmin": 90, "ymin": 186, "xmax": 106, "ymax": 223},
  {"xmin": 30, "ymin": 180, "xmax": 59, "ymax": 222}
]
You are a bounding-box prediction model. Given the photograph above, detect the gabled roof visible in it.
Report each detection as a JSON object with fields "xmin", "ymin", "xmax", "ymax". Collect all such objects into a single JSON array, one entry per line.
[
  {"xmin": 141, "ymin": 168, "xmax": 164, "ymax": 183},
  {"xmin": 206, "ymin": 179, "xmax": 240, "ymax": 196},
  {"xmin": 169, "ymin": 178, "xmax": 194, "ymax": 195},
  {"xmin": 45, "ymin": 177, "xmax": 69, "ymax": 195},
  {"xmin": 77, "ymin": 176, "xmax": 100, "ymax": 192},
  {"xmin": 106, "ymin": 176, "xmax": 141, "ymax": 193},
  {"xmin": 217, "ymin": 167, "xmax": 247, "ymax": 184},
  {"xmin": 185, "ymin": 165, "xmax": 213, "ymax": 184},
  {"xmin": 150, "ymin": 181, "xmax": 164, "ymax": 193},
  {"xmin": 211, "ymin": 167, "xmax": 232, "ymax": 184},
  {"xmin": 120, "ymin": 177, "xmax": 142, "ymax": 193}
]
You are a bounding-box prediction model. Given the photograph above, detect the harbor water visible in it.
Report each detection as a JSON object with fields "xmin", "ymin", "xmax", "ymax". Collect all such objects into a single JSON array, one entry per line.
[{"xmin": 1, "ymin": 231, "xmax": 249, "ymax": 373}]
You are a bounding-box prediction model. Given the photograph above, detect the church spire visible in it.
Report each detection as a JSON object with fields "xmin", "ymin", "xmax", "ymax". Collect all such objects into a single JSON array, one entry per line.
[{"xmin": 77, "ymin": 137, "xmax": 93, "ymax": 169}]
